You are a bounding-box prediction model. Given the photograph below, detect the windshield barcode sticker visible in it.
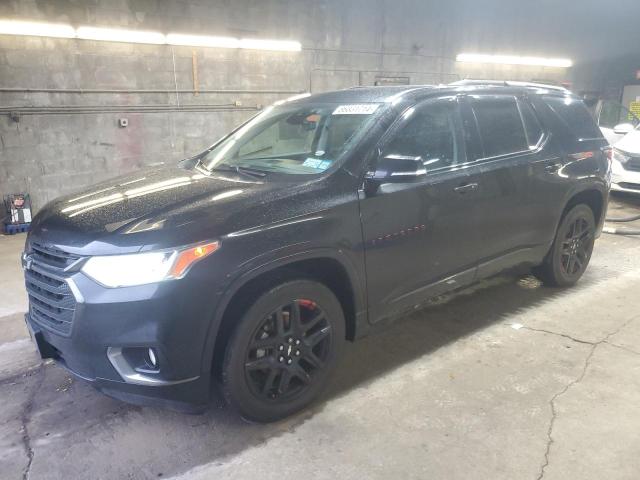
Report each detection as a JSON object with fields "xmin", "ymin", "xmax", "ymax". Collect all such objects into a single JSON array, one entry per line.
[{"xmin": 333, "ymin": 104, "xmax": 379, "ymax": 115}]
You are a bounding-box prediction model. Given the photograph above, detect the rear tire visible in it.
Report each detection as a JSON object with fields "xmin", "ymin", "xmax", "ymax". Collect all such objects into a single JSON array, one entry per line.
[
  {"xmin": 534, "ymin": 204, "xmax": 596, "ymax": 287},
  {"xmin": 222, "ymin": 279, "xmax": 345, "ymax": 422}
]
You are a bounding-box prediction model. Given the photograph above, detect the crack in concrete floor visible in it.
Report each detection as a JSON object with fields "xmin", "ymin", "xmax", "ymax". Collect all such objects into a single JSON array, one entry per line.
[
  {"xmin": 20, "ymin": 365, "xmax": 44, "ymax": 480},
  {"xmin": 528, "ymin": 316, "xmax": 639, "ymax": 480}
]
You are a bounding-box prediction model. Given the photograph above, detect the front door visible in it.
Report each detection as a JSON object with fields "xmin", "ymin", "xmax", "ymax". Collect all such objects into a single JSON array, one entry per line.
[{"xmin": 358, "ymin": 97, "xmax": 480, "ymax": 324}]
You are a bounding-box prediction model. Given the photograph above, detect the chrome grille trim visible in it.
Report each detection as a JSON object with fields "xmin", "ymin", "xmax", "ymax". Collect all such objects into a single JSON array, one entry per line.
[
  {"xmin": 30, "ymin": 241, "xmax": 81, "ymax": 272},
  {"xmin": 25, "ymin": 241, "xmax": 79, "ymax": 336}
]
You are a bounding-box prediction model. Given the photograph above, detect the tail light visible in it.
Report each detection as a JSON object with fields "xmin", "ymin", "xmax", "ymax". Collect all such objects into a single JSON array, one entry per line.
[{"xmin": 569, "ymin": 151, "xmax": 595, "ymax": 161}]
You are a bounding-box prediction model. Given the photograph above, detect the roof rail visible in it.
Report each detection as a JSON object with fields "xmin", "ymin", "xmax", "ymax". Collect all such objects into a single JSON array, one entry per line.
[
  {"xmin": 346, "ymin": 84, "xmax": 433, "ymax": 90},
  {"xmin": 450, "ymin": 79, "xmax": 569, "ymax": 92}
]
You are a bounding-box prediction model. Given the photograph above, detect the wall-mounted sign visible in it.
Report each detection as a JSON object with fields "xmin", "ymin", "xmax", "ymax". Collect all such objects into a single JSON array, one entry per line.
[{"xmin": 374, "ymin": 76, "xmax": 410, "ymax": 86}]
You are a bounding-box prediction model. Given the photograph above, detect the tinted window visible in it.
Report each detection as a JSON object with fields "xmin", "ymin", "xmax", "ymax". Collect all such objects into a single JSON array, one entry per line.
[
  {"xmin": 518, "ymin": 100, "xmax": 544, "ymax": 148},
  {"xmin": 383, "ymin": 101, "xmax": 457, "ymax": 171},
  {"xmin": 543, "ymin": 96, "xmax": 603, "ymax": 140},
  {"xmin": 471, "ymin": 96, "xmax": 528, "ymax": 157}
]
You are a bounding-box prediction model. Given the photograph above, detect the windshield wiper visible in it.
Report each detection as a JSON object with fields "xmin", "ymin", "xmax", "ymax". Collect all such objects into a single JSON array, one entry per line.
[
  {"xmin": 237, "ymin": 156, "xmax": 296, "ymax": 163},
  {"xmin": 194, "ymin": 158, "xmax": 210, "ymax": 174},
  {"xmin": 210, "ymin": 163, "xmax": 267, "ymax": 178},
  {"xmin": 236, "ymin": 166, "xmax": 268, "ymax": 178}
]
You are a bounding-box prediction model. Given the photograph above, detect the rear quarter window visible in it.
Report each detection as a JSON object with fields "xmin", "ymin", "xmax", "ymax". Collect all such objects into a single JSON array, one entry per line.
[{"xmin": 543, "ymin": 96, "xmax": 604, "ymax": 141}]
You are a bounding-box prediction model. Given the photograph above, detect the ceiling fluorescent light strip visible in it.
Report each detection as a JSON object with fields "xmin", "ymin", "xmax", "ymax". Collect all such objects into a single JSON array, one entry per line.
[
  {"xmin": 0, "ymin": 20, "xmax": 75, "ymax": 38},
  {"xmin": 165, "ymin": 33, "xmax": 240, "ymax": 48},
  {"xmin": 0, "ymin": 19, "xmax": 301, "ymax": 52},
  {"xmin": 76, "ymin": 26, "xmax": 166, "ymax": 44},
  {"xmin": 456, "ymin": 53, "xmax": 572, "ymax": 68}
]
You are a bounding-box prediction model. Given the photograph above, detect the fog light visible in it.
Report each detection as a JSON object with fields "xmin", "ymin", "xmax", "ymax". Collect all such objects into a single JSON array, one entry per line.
[{"xmin": 148, "ymin": 348, "xmax": 157, "ymax": 368}]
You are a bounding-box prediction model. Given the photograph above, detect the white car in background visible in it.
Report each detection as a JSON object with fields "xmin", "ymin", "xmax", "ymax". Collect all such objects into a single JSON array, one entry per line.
[{"xmin": 594, "ymin": 100, "xmax": 640, "ymax": 194}]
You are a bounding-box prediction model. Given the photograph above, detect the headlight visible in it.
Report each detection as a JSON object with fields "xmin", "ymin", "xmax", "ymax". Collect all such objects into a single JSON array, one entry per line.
[
  {"xmin": 613, "ymin": 149, "xmax": 631, "ymax": 164},
  {"xmin": 81, "ymin": 241, "xmax": 219, "ymax": 288}
]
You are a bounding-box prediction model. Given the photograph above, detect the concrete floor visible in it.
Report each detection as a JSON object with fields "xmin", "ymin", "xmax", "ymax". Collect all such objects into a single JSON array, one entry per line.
[{"xmin": 1, "ymin": 195, "xmax": 640, "ymax": 480}]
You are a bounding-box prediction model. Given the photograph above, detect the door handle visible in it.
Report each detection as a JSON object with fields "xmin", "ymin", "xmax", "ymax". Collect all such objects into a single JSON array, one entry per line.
[
  {"xmin": 545, "ymin": 162, "xmax": 563, "ymax": 173},
  {"xmin": 453, "ymin": 183, "xmax": 478, "ymax": 194}
]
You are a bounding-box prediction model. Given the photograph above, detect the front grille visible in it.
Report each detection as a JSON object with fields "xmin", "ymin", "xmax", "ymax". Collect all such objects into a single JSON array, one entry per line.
[
  {"xmin": 31, "ymin": 241, "xmax": 80, "ymax": 271},
  {"xmin": 624, "ymin": 157, "xmax": 640, "ymax": 172},
  {"xmin": 25, "ymin": 242, "xmax": 79, "ymax": 336},
  {"xmin": 618, "ymin": 182, "xmax": 640, "ymax": 191}
]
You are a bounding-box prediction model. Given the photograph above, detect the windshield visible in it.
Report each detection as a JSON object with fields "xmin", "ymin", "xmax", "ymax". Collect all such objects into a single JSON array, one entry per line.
[{"xmin": 201, "ymin": 102, "xmax": 382, "ymax": 175}]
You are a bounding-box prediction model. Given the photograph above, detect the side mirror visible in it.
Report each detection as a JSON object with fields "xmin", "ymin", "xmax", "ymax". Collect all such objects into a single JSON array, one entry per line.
[
  {"xmin": 365, "ymin": 153, "xmax": 427, "ymax": 186},
  {"xmin": 613, "ymin": 123, "xmax": 634, "ymax": 135}
]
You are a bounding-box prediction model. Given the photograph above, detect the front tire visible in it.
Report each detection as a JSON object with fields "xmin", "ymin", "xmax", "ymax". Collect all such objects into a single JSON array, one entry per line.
[
  {"xmin": 222, "ymin": 279, "xmax": 345, "ymax": 422},
  {"xmin": 534, "ymin": 204, "xmax": 596, "ymax": 287}
]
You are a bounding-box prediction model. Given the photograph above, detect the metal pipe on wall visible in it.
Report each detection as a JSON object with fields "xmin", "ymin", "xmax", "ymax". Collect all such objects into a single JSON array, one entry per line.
[
  {"xmin": 0, "ymin": 87, "xmax": 304, "ymax": 94},
  {"xmin": 0, "ymin": 104, "xmax": 261, "ymax": 116}
]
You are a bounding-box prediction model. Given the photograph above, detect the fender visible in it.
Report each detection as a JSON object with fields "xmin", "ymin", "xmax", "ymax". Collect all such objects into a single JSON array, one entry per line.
[
  {"xmin": 559, "ymin": 179, "xmax": 608, "ymax": 232},
  {"xmin": 198, "ymin": 246, "xmax": 368, "ymax": 376}
]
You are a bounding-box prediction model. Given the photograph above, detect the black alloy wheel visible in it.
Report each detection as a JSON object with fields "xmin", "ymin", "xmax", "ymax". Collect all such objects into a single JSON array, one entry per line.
[
  {"xmin": 534, "ymin": 204, "xmax": 596, "ymax": 287},
  {"xmin": 222, "ymin": 279, "xmax": 344, "ymax": 422},
  {"xmin": 244, "ymin": 298, "xmax": 332, "ymax": 401},
  {"xmin": 560, "ymin": 215, "xmax": 593, "ymax": 276}
]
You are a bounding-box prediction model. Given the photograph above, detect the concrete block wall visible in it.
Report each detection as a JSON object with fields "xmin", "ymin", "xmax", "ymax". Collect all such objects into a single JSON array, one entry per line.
[{"xmin": 0, "ymin": 0, "xmax": 638, "ymax": 212}]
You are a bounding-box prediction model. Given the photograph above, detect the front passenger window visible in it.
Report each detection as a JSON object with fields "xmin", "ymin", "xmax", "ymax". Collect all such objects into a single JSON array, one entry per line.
[{"xmin": 383, "ymin": 102, "xmax": 457, "ymax": 170}]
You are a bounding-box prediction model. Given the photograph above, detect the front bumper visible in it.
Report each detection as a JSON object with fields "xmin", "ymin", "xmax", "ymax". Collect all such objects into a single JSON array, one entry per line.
[
  {"xmin": 611, "ymin": 158, "xmax": 640, "ymax": 194},
  {"xmin": 26, "ymin": 314, "xmax": 209, "ymax": 412},
  {"xmin": 24, "ymin": 257, "xmax": 221, "ymax": 412}
]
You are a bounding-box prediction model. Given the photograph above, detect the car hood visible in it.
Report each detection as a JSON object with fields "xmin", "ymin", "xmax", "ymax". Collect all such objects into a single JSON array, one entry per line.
[
  {"xmin": 614, "ymin": 129, "xmax": 640, "ymax": 155},
  {"xmin": 30, "ymin": 165, "xmax": 300, "ymax": 253}
]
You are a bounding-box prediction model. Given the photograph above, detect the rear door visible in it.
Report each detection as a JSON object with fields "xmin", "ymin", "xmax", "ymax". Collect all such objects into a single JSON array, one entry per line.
[
  {"xmin": 531, "ymin": 95, "xmax": 609, "ymax": 238},
  {"xmin": 459, "ymin": 94, "xmax": 549, "ymax": 276}
]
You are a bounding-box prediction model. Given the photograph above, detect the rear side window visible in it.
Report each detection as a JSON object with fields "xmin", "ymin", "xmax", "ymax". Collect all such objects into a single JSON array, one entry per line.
[
  {"xmin": 518, "ymin": 100, "xmax": 544, "ymax": 148},
  {"xmin": 470, "ymin": 96, "xmax": 528, "ymax": 157},
  {"xmin": 543, "ymin": 96, "xmax": 603, "ymax": 141}
]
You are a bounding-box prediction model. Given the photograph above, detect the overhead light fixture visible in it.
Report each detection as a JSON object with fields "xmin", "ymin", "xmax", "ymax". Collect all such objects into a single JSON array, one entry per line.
[
  {"xmin": 0, "ymin": 19, "xmax": 75, "ymax": 38},
  {"xmin": 0, "ymin": 19, "xmax": 302, "ymax": 52},
  {"xmin": 166, "ymin": 33, "xmax": 239, "ymax": 48},
  {"xmin": 456, "ymin": 53, "xmax": 573, "ymax": 68},
  {"xmin": 76, "ymin": 26, "xmax": 166, "ymax": 44}
]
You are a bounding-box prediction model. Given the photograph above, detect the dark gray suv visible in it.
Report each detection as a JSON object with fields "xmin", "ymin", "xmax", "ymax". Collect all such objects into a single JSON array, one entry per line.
[{"xmin": 23, "ymin": 81, "xmax": 610, "ymax": 421}]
